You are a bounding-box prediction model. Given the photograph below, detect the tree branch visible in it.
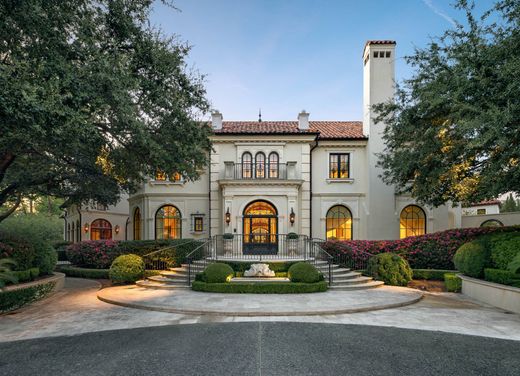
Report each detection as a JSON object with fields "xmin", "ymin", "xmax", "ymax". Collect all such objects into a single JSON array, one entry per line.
[
  {"xmin": 0, "ymin": 193, "xmax": 21, "ymax": 223},
  {"xmin": 0, "ymin": 153, "xmax": 15, "ymax": 185}
]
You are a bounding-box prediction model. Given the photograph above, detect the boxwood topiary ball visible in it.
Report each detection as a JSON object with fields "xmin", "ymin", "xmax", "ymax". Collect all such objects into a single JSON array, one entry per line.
[
  {"xmin": 109, "ymin": 254, "xmax": 145, "ymax": 284},
  {"xmin": 203, "ymin": 263, "xmax": 234, "ymax": 283},
  {"xmin": 366, "ymin": 253, "xmax": 412, "ymax": 286},
  {"xmin": 287, "ymin": 262, "xmax": 322, "ymax": 283},
  {"xmin": 453, "ymin": 240, "xmax": 490, "ymax": 278}
]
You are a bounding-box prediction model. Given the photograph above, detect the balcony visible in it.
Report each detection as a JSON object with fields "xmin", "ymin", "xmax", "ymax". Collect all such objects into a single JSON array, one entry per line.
[{"xmin": 222, "ymin": 162, "xmax": 298, "ymax": 181}]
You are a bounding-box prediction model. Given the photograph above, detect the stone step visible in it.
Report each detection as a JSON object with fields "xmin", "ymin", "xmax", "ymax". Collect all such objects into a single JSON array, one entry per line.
[
  {"xmin": 147, "ymin": 275, "xmax": 188, "ymax": 285},
  {"xmin": 328, "ymin": 280, "xmax": 384, "ymax": 290},
  {"xmin": 136, "ymin": 280, "xmax": 189, "ymax": 290},
  {"xmin": 330, "ymin": 276, "xmax": 374, "ymax": 285},
  {"xmin": 159, "ymin": 271, "xmax": 189, "ymax": 279},
  {"xmin": 327, "ymin": 272, "xmax": 362, "ymax": 280}
]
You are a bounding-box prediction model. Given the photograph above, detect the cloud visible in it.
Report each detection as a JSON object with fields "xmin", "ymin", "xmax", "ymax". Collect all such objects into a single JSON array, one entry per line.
[{"xmin": 422, "ymin": 0, "xmax": 456, "ymax": 27}]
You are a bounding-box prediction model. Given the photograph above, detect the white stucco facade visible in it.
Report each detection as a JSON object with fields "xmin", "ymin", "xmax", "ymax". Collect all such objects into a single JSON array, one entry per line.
[{"xmin": 64, "ymin": 40, "xmax": 463, "ymax": 243}]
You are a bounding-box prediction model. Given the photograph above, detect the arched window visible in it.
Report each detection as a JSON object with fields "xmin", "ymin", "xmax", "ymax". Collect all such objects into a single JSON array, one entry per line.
[
  {"xmin": 76, "ymin": 220, "xmax": 80, "ymax": 242},
  {"xmin": 268, "ymin": 152, "xmax": 279, "ymax": 178},
  {"xmin": 155, "ymin": 205, "xmax": 181, "ymax": 239},
  {"xmin": 326, "ymin": 205, "xmax": 352, "ymax": 240},
  {"xmin": 481, "ymin": 219, "xmax": 503, "ymax": 227},
  {"xmin": 242, "ymin": 152, "xmax": 252, "ymax": 179},
  {"xmin": 255, "ymin": 152, "xmax": 266, "ymax": 178},
  {"xmin": 91, "ymin": 219, "xmax": 112, "ymax": 240},
  {"xmin": 133, "ymin": 208, "xmax": 141, "ymax": 240},
  {"xmin": 400, "ymin": 205, "xmax": 426, "ymax": 239}
]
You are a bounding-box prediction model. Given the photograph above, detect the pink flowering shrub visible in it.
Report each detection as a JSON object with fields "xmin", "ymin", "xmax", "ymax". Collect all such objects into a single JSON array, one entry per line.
[
  {"xmin": 66, "ymin": 240, "xmax": 118, "ymax": 269},
  {"xmin": 321, "ymin": 226, "xmax": 520, "ymax": 270}
]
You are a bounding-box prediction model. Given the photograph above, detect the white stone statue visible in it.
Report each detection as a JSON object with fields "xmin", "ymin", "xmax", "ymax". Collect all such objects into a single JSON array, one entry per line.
[{"xmin": 244, "ymin": 263, "xmax": 275, "ymax": 277}]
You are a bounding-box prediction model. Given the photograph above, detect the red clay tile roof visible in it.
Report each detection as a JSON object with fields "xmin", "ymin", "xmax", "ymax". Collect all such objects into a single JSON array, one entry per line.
[
  {"xmin": 464, "ymin": 200, "xmax": 501, "ymax": 208},
  {"xmin": 365, "ymin": 40, "xmax": 396, "ymax": 46},
  {"xmin": 213, "ymin": 121, "xmax": 366, "ymax": 140}
]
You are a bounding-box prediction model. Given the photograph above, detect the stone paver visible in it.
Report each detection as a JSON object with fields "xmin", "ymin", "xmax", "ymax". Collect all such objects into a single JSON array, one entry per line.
[
  {"xmin": 1, "ymin": 277, "xmax": 520, "ymax": 343},
  {"xmin": 97, "ymin": 284, "xmax": 423, "ymax": 316}
]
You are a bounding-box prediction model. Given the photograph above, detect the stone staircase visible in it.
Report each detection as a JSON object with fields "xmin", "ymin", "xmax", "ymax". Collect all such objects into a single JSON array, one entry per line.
[{"xmin": 136, "ymin": 259, "xmax": 383, "ymax": 290}]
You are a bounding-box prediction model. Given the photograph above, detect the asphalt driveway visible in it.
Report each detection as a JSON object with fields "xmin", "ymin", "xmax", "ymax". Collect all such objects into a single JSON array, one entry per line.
[{"xmin": 0, "ymin": 322, "xmax": 518, "ymax": 376}]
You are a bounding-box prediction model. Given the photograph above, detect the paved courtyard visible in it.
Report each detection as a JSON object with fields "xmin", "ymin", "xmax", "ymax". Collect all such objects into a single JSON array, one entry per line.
[{"xmin": 1, "ymin": 277, "xmax": 520, "ymax": 342}]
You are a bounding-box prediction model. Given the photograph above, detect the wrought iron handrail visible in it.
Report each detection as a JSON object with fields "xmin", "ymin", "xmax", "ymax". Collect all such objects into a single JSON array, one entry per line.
[
  {"xmin": 186, "ymin": 238, "xmax": 213, "ymax": 286},
  {"xmin": 308, "ymin": 238, "xmax": 334, "ymax": 286},
  {"xmin": 142, "ymin": 239, "xmax": 200, "ymax": 272}
]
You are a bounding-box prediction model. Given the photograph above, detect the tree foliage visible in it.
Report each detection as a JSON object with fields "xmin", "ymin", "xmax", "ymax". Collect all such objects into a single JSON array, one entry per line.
[
  {"xmin": 0, "ymin": 0, "xmax": 211, "ymax": 221},
  {"xmin": 374, "ymin": 0, "xmax": 520, "ymax": 206},
  {"xmin": 501, "ymin": 193, "xmax": 519, "ymax": 212}
]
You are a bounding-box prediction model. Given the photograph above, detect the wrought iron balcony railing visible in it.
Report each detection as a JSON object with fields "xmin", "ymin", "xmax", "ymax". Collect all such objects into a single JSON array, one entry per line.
[{"xmin": 223, "ymin": 162, "xmax": 298, "ymax": 180}]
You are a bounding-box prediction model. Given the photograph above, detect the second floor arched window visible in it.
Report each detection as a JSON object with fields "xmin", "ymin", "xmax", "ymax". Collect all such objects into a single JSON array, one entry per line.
[
  {"xmin": 255, "ymin": 152, "xmax": 266, "ymax": 178},
  {"xmin": 242, "ymin": 152, "xmax": 252, "ymax": 178},
  {"xmin": 268, "ymin": 152, "xmax": 279, "ymax": 178}
]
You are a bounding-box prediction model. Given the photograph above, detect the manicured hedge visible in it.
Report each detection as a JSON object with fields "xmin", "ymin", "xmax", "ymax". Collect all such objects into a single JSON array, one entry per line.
[
  {"xmin": 57, "ymin": 265, "xmax": 110, "ymax": 279},
  {"xmin": 489, "ymin": 233, "xmax": 520, "ymax": 270},
  {"xmin": 484, "ymin": 268, "xmax": 520, "ymax": 287},
  {"xmin": 444, "ymin": 273, "xmax": 462, "ymax": 292},
  {"xmin": 366, "ymin": 253, "xmax": 412, "ymax": 286},
  {"xmin": 0, "ymin": 280, "xmax": 56, "ymax": 313},
  {"xmin": 412, "ymin": 269, "xmax": 457, "ymax": 281},
  {"xmin": 65, "ymin": 239, "xmax": 202, "ymax": 269},
  {"xmin": 192, "ymin": 280, "xmax": 328, "ymax": 294},
  {"xmin": 322, "ymin": 226, "xmax": 520, "ymax": 270}
]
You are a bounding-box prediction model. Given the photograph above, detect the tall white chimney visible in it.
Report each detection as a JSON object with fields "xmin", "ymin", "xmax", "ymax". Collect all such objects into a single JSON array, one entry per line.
[
  {"xmin": 298, "ymin": 110, "xmax": 309, "ymax": 130},
  {"xmin": 211, "ymin": 110, "xmax": 223, "ymax": 130}
]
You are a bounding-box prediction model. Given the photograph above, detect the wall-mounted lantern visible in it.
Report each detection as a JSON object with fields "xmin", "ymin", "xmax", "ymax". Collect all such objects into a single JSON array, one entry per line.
[
  {"xmin": 115, "ymin": 225, "xmax": 120, "ymax": 234},
  {"xmin": 225, "ymin": 207, "xmax": 231, "ymax": 225},
  {"xmin": 84, "ymin": 223, "xmax": 89, "ymax": 233},
  {"xmin": 289, "ymin": 208, "xmax": 295, "ymax": 225}
]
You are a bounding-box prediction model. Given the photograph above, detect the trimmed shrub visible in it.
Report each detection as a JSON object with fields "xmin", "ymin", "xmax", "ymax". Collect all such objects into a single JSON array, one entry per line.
[
  {"xmin": 444, "ymin": 273, "xmax": 462, "ymax": 292},
  {"xmin": 29, "ymin": 267, "xmax": 40, "ymax": 279},
  {"xmin": 58, "ymin": 266, "xmax": 110, "ymax": 279},
  {"xmin": 35, "ymin": 245, "xmax": 58, "ymax": 275},
  {"xmin": 413, "ymin": 269, "xmax": 457, "ymax": 281},
  {"xmin": 366, "ymin": 253, "xmax": 412, "ymax": 286},
  {"xmin": 489, "ymin": 233, "xmax": 520, "ymax": 270},
  {"xmin": 192, "ymin": 280, "xmax": 328, "ymax": 294},
  {"xmin": 453, "ymin": 241, "xmax": 490, "ymax": 278},
  {"xmin": 484, "ymin": 268, "xmax": 520, "ymax": 286},
  {"xmin": 0, "ymin": 280, "xmax": 56, "ymax": 313},
  {"xmin": 322, "ymin": 226, "xmax": 520, "ymax": 270},
  {"xmin": 109, "ymin": 254, "xmax": 145, "ymax": 284},
  {"xmin": 0, "ymin": 232, "xmax": 36, "ymax": 271},
  {"xmin": 508, "ymin": 253, "xmax": 520, "ymax": 274},
  {"xmin": 202, "ymin": 263, "xmax": 234, "ymax": 283},
  {"xmin": 288, "ymin": 262, "xmax": 322, "ymax": 283},
  {"xmin": 13, "ymin": 269, "xmax": 31, "ymax": 283}
]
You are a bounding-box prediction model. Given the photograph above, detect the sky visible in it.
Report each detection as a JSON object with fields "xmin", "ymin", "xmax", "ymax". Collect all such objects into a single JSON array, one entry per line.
[{"xmin": 150, "ymin": 0, "xmax": 496, "ymax": 121}]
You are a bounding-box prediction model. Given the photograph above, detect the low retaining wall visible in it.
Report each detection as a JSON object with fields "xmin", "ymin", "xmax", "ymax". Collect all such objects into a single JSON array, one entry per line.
[
  {"xmin": 459, "ymin": 274, "xmax": 520, "ymax": 314},
  {"xmin": 3, "ymin": 272, "xmax": 65, "ymax": 294}
]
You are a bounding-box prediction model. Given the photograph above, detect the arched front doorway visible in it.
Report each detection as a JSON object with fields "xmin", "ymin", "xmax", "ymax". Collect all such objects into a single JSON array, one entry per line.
[{"xmin": 243, "ymin": 200, "xmax": 278, "ymax": 255}]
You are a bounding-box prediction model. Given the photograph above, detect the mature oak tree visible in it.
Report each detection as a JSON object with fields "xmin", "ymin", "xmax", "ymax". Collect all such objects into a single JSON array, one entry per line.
[
  {"xmin": 374, "ymin": 0, "xmax": 520, "ymax": 207},
  {"xmin": 0, "ymin": 0, "xmax": 212, "ymax": 222}
]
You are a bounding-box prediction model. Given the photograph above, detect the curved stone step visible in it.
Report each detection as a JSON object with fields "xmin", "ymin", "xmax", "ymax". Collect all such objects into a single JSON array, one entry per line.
[
  {"xmin": 329, "ymin": 272, "xmax": 363, "ymax": 280},
  {"xmin": 331, "ymin": 276, "xmax": 374, "ymax": 285},
  {"xmin": 328, "ymin": 280, "xmax": 384, "ymax": 290},
  {"xmin": 147, "ymin": 275, "xmax": 188, "ymax": 285},
  {"xmin": 136, "ymin": 280, "xmax": 189, "ymax": 289}
]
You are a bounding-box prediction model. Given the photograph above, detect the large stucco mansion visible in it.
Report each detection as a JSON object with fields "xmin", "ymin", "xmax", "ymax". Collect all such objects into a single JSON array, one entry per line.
[{"xmin": 64, "ymin": 40, "xmax": 466, "ymax": 246}]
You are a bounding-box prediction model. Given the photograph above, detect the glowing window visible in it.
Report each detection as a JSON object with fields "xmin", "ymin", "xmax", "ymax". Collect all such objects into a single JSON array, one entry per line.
[
  {"xmin": 242, "ymin": 152, "xmax": 252, "ymax": 178},
  {"xmin": 268, "ymin": 152, "xmax": 279, "ymax": 178},
  {"xmin": 255, "ymin": 152, "xmax": 266, "ymax": 178},
  {"xmin": 329, "ymin": 153, "xmax": 349, "ymax": 179},
  {"xmin": 133, "ymin": 208, "xmax": 141, "ymax": 240},
  {"xmin": 155, "ymin": 205, "xmax": 181, "ymax": 239},
  {"xmin": 326, "ymin": 205, "xmax": 352, "ymax": 240},
  {"xmin": 91, "ymin": 219, "xmax": 112, "ymax": 240},
  {"xmin": 399, "ymin": 205, "xmax": 426, "ymax": 239}
]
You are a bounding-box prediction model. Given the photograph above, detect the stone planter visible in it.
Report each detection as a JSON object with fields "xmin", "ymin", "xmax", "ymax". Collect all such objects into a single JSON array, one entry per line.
[{"xmin": 459, "ymin": 274, "xmax": 520, "ymax": 314}]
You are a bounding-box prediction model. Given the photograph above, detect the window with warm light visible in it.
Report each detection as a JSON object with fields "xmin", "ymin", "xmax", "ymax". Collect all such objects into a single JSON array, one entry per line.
[
  {"xmin": 155, "ymin": 205, "xmax": 181, "ymax": 239},
  {"xmin": 90, "ymin": 219, "xmax": 112, "ymax": 240},
  {"xmin": 399, "ymin": 205, "xmax": 426, "ymax": 239},
  {"xmin": 255, "ymin": 152, "xmax": 266, "ymax": 178},
  {"xmin": 133, "ymin": 207, "xmax": 141, "ymax": 240},
  {"xmin": 326, "ymin": 205, "xmax": 352, "ymax": 240},
  {"xmin": 242, "ymin": 152, "xmax": 252, "ymax": 178},
  {"xmin": 268, "ymin": 152, "xmax": 279, "ymax": 178},
  {"xmin": 329, "ymin": 153, "xmax": 349, "ymax": 179},
  {"xmin": 194, "ymin": 217, "xmax": 203, "ymax": 232}
]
